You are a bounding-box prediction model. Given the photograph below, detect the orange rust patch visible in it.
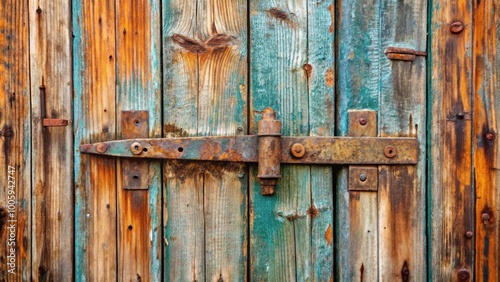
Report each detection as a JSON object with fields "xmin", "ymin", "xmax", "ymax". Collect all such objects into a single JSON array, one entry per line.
[
  {"xmin": 325, "ymin": 224, "xmax": 333, "ymax": 246},
  {"xmin": 307, "ymin": 205, "xmax": 319, "ymax": 218},
  {"xmin": 325, "ymin": 68, "xmax": 334, "ymax": 87},
  {"xmin": 328, "ymin": 4, "xmax": 335, "ymax": 33},
  {"xmin": 266, "ymin": 7, "xmax": 296, "ymax": 27}
]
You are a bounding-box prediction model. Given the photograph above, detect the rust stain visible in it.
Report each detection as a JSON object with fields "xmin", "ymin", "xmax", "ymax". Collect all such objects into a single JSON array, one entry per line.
[
  {"xmin": 325, "ymin": 224, "xmax": 333, "ymax": 246},
  {"xmin": 325, "ymin": 68, "xmax": 334, "ymax": 87},
  {"xmin": 164, "ymin": 123, "xmax": 189, "ymax": 137},
  {"xmin": 266, "ymin": 7, "xmax": 296, "ymax": 27},
  {"xmin": 328, "ymin": 4, "xmax": 335, "ymax": 33},
  {"xmin": 307, "ymin": 204, "xmax": 319, "ymax": 218},
  {"xmin": 303, "ymin": 64, "xmax": 313, "ymax": 80}
]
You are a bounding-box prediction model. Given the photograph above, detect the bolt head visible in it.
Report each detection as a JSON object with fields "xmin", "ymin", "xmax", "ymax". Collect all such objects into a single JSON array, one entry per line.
[
  {"xmin": 486, "ymin": 132, "xmax": 495, "ymax": 140},
  {"xmin": 450, "ymin": 21, "xmax": 465, "ymax": 33},
  {"xmin": 384, "ymin": 146, "xmax": 397, "ymax": 158},
  {"xmin": 465, "ymin": 231, "xmax": 473, "ymax": 238},
  {"xmin": 96, "ymin": 143, "xmax": 108, "ymax": 153},
  {"xmin": 359, "ymin": 173, "xmax": 368, "ymax": 182},
  {"xmin": 359, "ymin": 118, "xmax": 368, "ymax": 126},
  {"xmin": 291, "ymin": 143, "xmax": 306, "ymax": 158}
]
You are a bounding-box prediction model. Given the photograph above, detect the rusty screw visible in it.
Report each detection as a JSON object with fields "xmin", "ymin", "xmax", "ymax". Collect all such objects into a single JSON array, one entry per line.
[
  {"xmin": 291, "ymin": 143, "xmax": 306, "ymax": 158},
  {"xmin": 465, "ymin": 231, "xmax": 473, "ymax": 238},
  {"xmin": 359, "ymin": 117, "xmax": 368, "ymax": 126},
  {"xmin": 450, "ymin": 21, "xmax": 465, "ymax": 34},
  {"xmin": 359, "ymin": 173, "xmax": 367, "ymax": 182},
  {"xmin": 384, "ymin": 145, "xmax": 397, "ymax": 158},
  {"xmin": 95, "ymin": 142, "xmax": 108, "ymax": 153},
  {"xmin": 457, "ymin": 268, "xmax": 470, "ymax": 281},
  {"xmin": 130, "ymin": 142, "xmax": 143, "ymax": 155},
  {"xmin": 486, "ymin": 131, "xmax": 495, "ymax": 141},
  {"xmin": 482, "ymin": 213, "xmax": 491, "ymax": 221}
]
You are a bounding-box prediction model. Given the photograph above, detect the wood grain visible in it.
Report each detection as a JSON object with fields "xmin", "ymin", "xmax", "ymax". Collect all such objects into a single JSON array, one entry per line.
[
  {"xmin": 163, "ymin": 0, "xmax": 248, "ymax": 280},
  {"xmin": 430, "ymin": 0, "xmax": 474, "ymax": 279},
  {"xmin": 29, "ymin": 0, "xmax": 73, "ymax": 280},
  {"xmin": 115, "ymin": 0, "xmax": 162, "ymax": 281},
  {"xmin": 378, "ymin": 0, "xmax": 427, "ymax": 280},
  {"xmin": 0, "ymin": 0, "xmax": 31, "ymax": 280},
  {"xmin": 73, "ymin": 0, "xmax": 118, "ymax": 280},
  {"xmin": 336, "ymin": 0, "xmax": 380, "ymax": 280},
  {"xmin": 473, "ymin": 0, "xmax": 500, "ymax": 280}
]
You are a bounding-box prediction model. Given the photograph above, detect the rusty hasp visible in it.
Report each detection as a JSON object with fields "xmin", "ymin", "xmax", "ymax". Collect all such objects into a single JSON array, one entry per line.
[{"xmin": 80, "ymin": 108, "xmax": 419, "ymax": 194}]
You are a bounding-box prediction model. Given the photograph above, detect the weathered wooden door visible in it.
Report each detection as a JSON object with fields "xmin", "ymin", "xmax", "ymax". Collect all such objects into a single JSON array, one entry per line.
[{"xmin": 2, "ymin": 0, "xmax": 500, "ymax": 281}]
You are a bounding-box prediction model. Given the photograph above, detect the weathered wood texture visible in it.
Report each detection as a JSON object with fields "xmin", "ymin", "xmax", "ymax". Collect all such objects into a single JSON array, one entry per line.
[
  {"xmin": 250, "ymin": 0, "xmax": 335, "ymax": 280},
  {"xmin": 473, "ymin": 0, "xmax": 500, "ymax": 280},
  {"xmin": 336, "ymin": 0, "xmax": 380, "ymax": 280},
  {"xmin": 378, "ymin": 0, "xmax": 427, "ymax": 280},
  {"xmin": 163, "ymin": 0, "xmax": 248, "ymax": 281},
  {"xmin": 74, "ymin": 0, "xmax": 118, "ymax": 280},
  {"xmin": 0, "ymin": 0, "xmax": 31, "ymax": 280},
  {"xmin": 116, "ymin": 0, "xmax": 162, "ymax": 281},
  {"xmin": 29, "ymin": 0, "xmax": 74, "ymax": 280},
  {"xmin": 430, "ymin": 0, "xmax": 474, "ymax": 280}
]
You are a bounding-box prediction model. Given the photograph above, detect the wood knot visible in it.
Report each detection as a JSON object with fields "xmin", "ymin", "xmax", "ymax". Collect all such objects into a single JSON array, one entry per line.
[{"xmin": 172, "ymin": 33, "xmax": 238, "ymax": 54}]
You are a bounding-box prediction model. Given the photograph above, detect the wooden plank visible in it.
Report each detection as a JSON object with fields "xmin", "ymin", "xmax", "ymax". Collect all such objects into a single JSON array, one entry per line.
[
  {"xmin": 308, "ymin": 0, "xmax": 335, "ymax": 280},
  {"xmin": 473, "ymin": 0, "xmax": 500, "ymax": 280},
  {"xmin": 249, "ymin": 1, "xmax": 312, "ymax": 280},
  {"xmin": 115, "ymin": 0, "xmax": 162, "ymax": 280},
  {"xmin": 378, "ymin": 0, "xmax": 427, "ymax": 280},
  {"xmin": 429, "ymin": 0, "xmax": 474, "ymax": 279},
  {"xmin": 162, "ymin": 0, "xmax": 203, "ymax": 280},
  {"xmin": 336, "ymin": 0, "xmax": 380, "ymax": 280},
  {"xmin": 29, "ymin": 0, "xmax": 73, "ymax": 280},
  {"xmin": 0, "ymin": 0, "xmax": 31, "ymax": 280},
  {"xmin": 73, "ymin": 0, "xmax": 117, "ymax": 280},
  {"xmin": 196, "ymin": 1, "xmax": 248, "ymax": 281}
]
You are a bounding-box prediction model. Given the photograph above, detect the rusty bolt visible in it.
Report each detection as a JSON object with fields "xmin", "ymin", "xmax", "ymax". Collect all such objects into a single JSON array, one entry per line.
[
  {"xmin": 486, "ymin": 131, "xmax": 495, "ymax": 141},
  {"xmin": 465, "ymin": 231, "xmax": 473, "ymax": 238},
  {"xmin": 95, "ymin": 143, "xmax": 108, "ymax": 153},
  {"xmin": 450, "ymin": 21, "xmax": 465, "ymax": 34},
  {"xmin": 359, "ymin": 117, "xmax": 368, "ymax": 126},
  {"xmin": 482, "ymin": 213, "xmax": 491, "ymax": 221},
  {"xmin": 359, "ymin": 173, "xmax": 367, "ymax": 182},
  {"xmin": 130, "ymin": 142, "xmax": 143, "ymax": 155},
  {"xmin": 291, "ymin": 143, "xmax": 306, "ymax": 158},
  {"xmin": 384, "ymin": 146, "xmax": 397, "ymax": 158},
  {"xmin": 457, "ymin": 268, "xmax": 470, "ymax": 281}
]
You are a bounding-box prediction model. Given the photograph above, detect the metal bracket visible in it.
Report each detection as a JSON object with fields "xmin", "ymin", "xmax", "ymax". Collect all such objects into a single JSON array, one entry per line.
[
  {"xmin": 40, "ymin": 83, "xmax": 68, "ymax": 127},
  {"xmin": 121, "ymin": 111, "xmax": 149, "ymax": 190},
  {"xmin": 384, "ymin": 47, "xmax": 427, "ymax": 62},
  {"xmin": 80, "ymin": 108, "xmax": 419, "ymax": 195}
]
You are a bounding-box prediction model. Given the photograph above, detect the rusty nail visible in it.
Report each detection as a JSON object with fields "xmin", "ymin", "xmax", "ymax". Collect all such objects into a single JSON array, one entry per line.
[
  {"xmin": 456, "ymin": 112, "xmax": 465, "ymax": 120},
  {"xmin": 130, "ymin": 142, "xmax": 143, "ymax": 155},
  {"xmin": 95, "ymin": 143, "xmax": 108, "ymax": 153},
  {"xmin": 481, "ymin": 213, "xmax": 491, "ymax": 221},
  {"xmin": 359, "ymin": 118, "xmax": 368, "ymax": 126},
  {"xmin": 384, "ymin": 146, "xmax": 397, "ymax": 158},
  {"xmin": 128, "ymin": 225, "xmax": 133, "ymax": 230},
  {"xmin": 486, "ymin": 131, "xmax": 495, "ymax": 140},
  {"xmin": 465, "ymin": 231, "xmax": 473, "ymax": 238},
  {"xmin": 291, "ymin": 143, "xmax": 306, "ymax": 158},
  {"xmin": 237, "ymin": 126, "xmax": 243, "ymax": 132},
  {"xmin": 36, "ymin": 7, "xmax": 42, "ymax": 14},
  {"xmin": 359, "ymin": 173, "xmax": 367, "ymax": 182},
  {"xmin": 450, "ymin": 21, "xmax": 465, "ymax": 33},
  {"xmin": 457, "ymin": 268, "xmax": 470, "ymax": 281}
]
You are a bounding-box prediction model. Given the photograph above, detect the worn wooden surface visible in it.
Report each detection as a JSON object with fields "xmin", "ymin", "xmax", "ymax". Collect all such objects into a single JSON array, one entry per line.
[
  {"xmin": 430, "ymin": 0, "xmax": 474, "ymax": 280},
  {"xmin": 336, "ymin": 0, "xmax": 380, "ymax": 280},
  {"xmin": 473, "ymin": 0, "xmax": 500, "ymax": 280},
  {"xmin": 29, "ymin": 0, "xmax": 74, "ymax": 280},
  {"xmin": 73, "ymin": 0, "xmax": 118, "ymax": 280},
  {"xmin": 250, "ymin": 0, "xmax": 335, "ymax": 280},
  {"xmin": 378, "ymin": 0, "xmax": 427, "ymax": 280},
  {"xmin": 0, "ymin": 0, "xmax": 31, "ymax": 280},
  {"xmin": 116, "ymin": 0, "xmax": 162, "ymax": 281},
  {"xmin": 163, "ymin": 0, "xmax": 248, "ymax": 280}
]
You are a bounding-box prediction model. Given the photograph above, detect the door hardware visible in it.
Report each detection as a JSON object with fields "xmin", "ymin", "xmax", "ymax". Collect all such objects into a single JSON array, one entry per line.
[
  {"xmin": 80, "ymin": 108, "xmax": 419, "ymax": 195},
  {"xmin": 384, "ymin": 47, "xmax": 427, "ymax": 62},
  {"xmin": 40, "ymin": 82, "xmax": 68, "ymax": 127}
]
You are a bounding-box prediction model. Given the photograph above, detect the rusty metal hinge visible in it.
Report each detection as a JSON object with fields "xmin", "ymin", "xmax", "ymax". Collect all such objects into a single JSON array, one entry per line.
[
  {"xmin": 385, "ymin": 47, "xmax": 427, "ymax": 62},
  {"xmin": 80, "ymin": 108, "xmax": 419, "ymax": 195}
]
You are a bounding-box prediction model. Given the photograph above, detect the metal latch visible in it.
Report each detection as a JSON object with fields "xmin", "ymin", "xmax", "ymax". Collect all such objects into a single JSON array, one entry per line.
[
  {"xmin": 80, "ymin": 108, "xmax": 418, "ymax": 195},
  {"xmin": 384, "ymin": 47, "xmax": 427, "ymax": 62}
]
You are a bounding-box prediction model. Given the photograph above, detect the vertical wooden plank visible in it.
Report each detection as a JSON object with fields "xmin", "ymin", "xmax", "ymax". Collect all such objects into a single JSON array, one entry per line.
[
  {"xmin": 162, "ymin": 0, "xmax": 203, "ymax": 280},
  {"xmin": 308, "ymin": 0, "xmax": 335, "ymax": 280},
  {"xmin": 0, "ymin": 0, "xmax": 31, "ymax": 280},
  {"xmin": 163, "ymin": 0, "xmax": 248, "ymax": 281},
  {"xmin": 336, "ymin": 0, "xmax": 380, "ymax": 280},
  {"xmin": 473, "ymin": 0, "xmax": 500, "ymax": 280},
  {"xmin": 73, "ymin": 0, "xmax": 117, "ymax": 280},
  {"xmin": 250, "ymin": 0, "xmax": 312, "ymax": 281},
  {"xmin": 430, "ymin": 0, "xmax": 474, "ymax": 279},
  {"xmin": 116, "ymin": 0, "xmax": 162, "ymax": 281},
  {"xmin": 197, "ymin": 1, "xmax": 248, "ymax": 280},
  {"xmin": 29, "ymin": 0, "xmax": 73, "ymax": 280},
  {"xmin": 378, "ymin": 0, "xmax": 427, "ymax": 281}
]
